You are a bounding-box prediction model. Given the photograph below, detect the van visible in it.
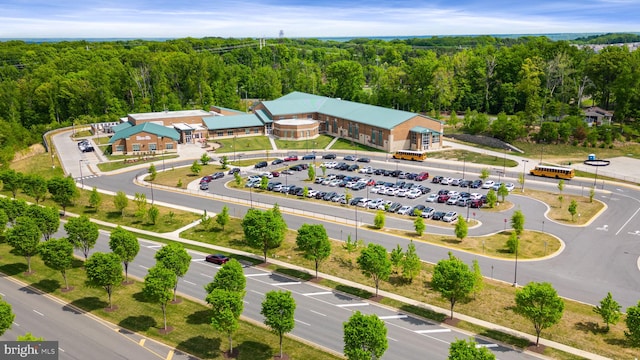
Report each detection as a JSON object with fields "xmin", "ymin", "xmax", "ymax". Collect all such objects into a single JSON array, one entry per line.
[{"xmin": 254, "ymin": 161, "xmax": 268, "ymax": 169}]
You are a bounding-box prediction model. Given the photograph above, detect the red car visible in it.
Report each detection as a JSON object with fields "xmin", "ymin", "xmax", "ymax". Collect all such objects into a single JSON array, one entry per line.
[
  {"xmin": 199, "ymin": 175, "xmax": 213, "ymax": 184},
  {"xmin": 284, "ymin": 155, "xmax": 298, "ymax": 162},
  {"xmin": 437, "ymin": 194, "xmax": 450, "ymax": 203},
  {"xmin": 416, "ymin": 172, "xmax": 429, "ymax": 181},
  {"xmin": 205, "ymin": 254, "xmax": 230, "ymax": 265},
  {"xmin": 271, "ymin": 171, "xmax": 280, "ymax": 177}
]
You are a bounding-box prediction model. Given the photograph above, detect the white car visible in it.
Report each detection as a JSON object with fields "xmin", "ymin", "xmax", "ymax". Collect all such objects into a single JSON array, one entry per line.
[
  {"xmin": 356, "ymin": 198, "xmax": 370, "ymax": 207},
  {"xmin": 447, "ymin": 195, "xmax": 460, "ymax": 205},
  {"xmin": 440, "ymin": 177, "xmax": 453, "ymax": 185},
  {"xmin": 492, "ymin": 182, "xmax": 503, "ymax": 191},
  {"xmin": 469, "ymin": 193, "xmax": 482, "ymax": 200},
  {"xmin": 481, "ymin": 180, "xmax": 495, "ymax": 189},
  {"xmin": 371, "ymin": 185, "xmax": 385, "ymax": 194},
  {"xmin": 329, "ymin": 179, "xmax": 342, "ymax": 187},
  {"xmin": 443, "ymin": 211, "xmax": 459, "ymax": 222},
  {"xmin": 425, "ymin": 193, "xmax": 438, "ymax": 202},
  {"xmin": 406, "ymin": 189, "xmax": 422, "ymax": 199},
  {"xmin": 359, "ymin": 166, "xmax": 373, "ymax": 174},
  {"xmin": 332, "ymin": 194, "xmax": 345, "ymax": 203},
  {"xmin": 367, "ymin": 199, "xmax": 385, "ymax": 209},
  {"xmin": 322, "ymin": 178, "xmax": 333, "ymax": 185},
  {"xmin": 396, "ymin": 189, "xmax": 408, "ymax": 197},
  {"xmin": 260, "ymin": 172, "xmax": 273, "ymax": 179},
  {"xmin": 504, "ymin": 182, "xmax": 515, "ymax": 192},
  {"xmin": 421, "ymin": 207, "xmax": 436, "ymax": 218},
  {"xmin": 384, "ymin": 187, "xmax": 397, "ymax": 196},
  {"xmin": 397, "ymin": 205, "xmax": 413, "ymax": 215},
  {"xmin": 447, "ymin": 191, "xmax": 459, "ymax": 197},
  {"xmin": 307, "ymin": 189, "xmax": 319, "ymax": 198}
]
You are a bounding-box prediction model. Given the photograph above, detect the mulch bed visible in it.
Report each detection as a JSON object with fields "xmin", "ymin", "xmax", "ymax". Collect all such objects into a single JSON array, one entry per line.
[
  {"xmin": 443, "ymin": 317, "xmax": 460, "ymax": 327},
  {"xmin": 61, "ymin": 286, "xmax": 75, "ymax": 293},
  {"xmin": 170, "ymin": 298, "xmax": 183, "ymax": 305},
  {"xmin": 526, "ymin": 343, "xmax": 546, "ymax": 354},
  {"xmin": 273, "ymin": 354, "xmax": 290, "ymax": 360},
  {"xmin": 369, "ymin": 295, "xmax": 385, "ymax": 302},
  {"xmin": 222, "ymin": 349, "xmax": 239, "ymax": 359},
  {"xmin": 309, "ymin": 277, "xmax": 323, "ymax": 283},
  {"xmin": 158, "ymin": 326, "xmax": 174, "ymax": 335},
  {"xmin": 104, "ymin": 305, "xmax": 119, "ymax": 313}
]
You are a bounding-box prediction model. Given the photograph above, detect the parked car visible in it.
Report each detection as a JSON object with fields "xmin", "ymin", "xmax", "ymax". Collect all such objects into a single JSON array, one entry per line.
[
  {"xmin": 271, "ymin": 171, "xmax": 280, "ymax": 177},
  {"xmin": 200, "ymin": 175, "xmax": 213, "ymax": 183},
  {"xmin": 459, "ymin": 180, "xmax": 472, "ymax": 188},
  {"xmin": 344, "ymin": 155, "xmax": 357, "ymax": 161},
  {"xmin": 410, "ymin": 204, "xmax": 426, "ymax": 216},
  {"xmin": 469, "ymin": 199, "xmax": 484, "ymax": 208},
  {"xmin": 437, "ymin": 189, "xmax": 449, "ymax": 195},
  {"xmin": 199, "ymin": 182, "xmax": 209, "ymax": 190},
  {"xmin": 323, "ymin": 192, "xmax": 338, "ymax": 201},
  {"xmin": 350, "ymin": 197, "xmax": 363, "ymax": 206},
  {"xmin": 447, "ymin": 195, "xmax": 460, "ymax": 205},
  {"xmin": 457, "ymin": 198, "xmax": 470, "ymax": 207},
  {"xmin": 271, "ymin": 158, "xmax": 284, "ymax": 165},
  {"xmin": 416, "ymin": 172, "xmax": 429, "ymax": 181},
  {"xmin": 289, "ymin": 165, "xmax": 303, "ymax": 171},
  {"xmin": 504, "ymin": 182, "xmax": 516, "ymax": 192},
  {"xmin": 442, "ymin": 211, "xmax": 459, "ymax": 222},
  {"xmin": 406, "ymin": 189, "xmax": 422, "ymax": 199},
  {"xmin": 437, "ymin": 194, "xmax": 450, "ymax": 203},
  {"xmin": 280, "ymin": 169, "xmax": 294, "ymax": 175},
  {"xmin": 267, "ymin": 182, "xmax": 281, "ymax": 191},
  {"xmin": 397, "ymin": 205, "xmax": 413, "ymax": 215},
  {"xmin": 205, "ymin": 254, "xmax": 229, "ymax": 265},
  {"xmin": 254, "ymin": 161, "xmax": 268, "ymax": 169},
  {"xmin": 470, "ymin": 179, "xmax": 483, "ymax": 188},
  {"xmin": 481, "ymin": 180, "xmax": 495, "ymax": 189},
  {"xmin": 211, "ymin": 172, "xmax": 224, "ymax": 180},
  {"xmin": 228, "ymin": 167, "xmax": 240, "ymax": 175},
  {"xmin": 347, "ymin": 164, "xmax": 360, "ymax": 172},
  {"xmin": 432, "ymin": 211, "xmax": 446, "ymax": 221},
  {"xmin": 302, "ymin": 154, "xmax": 316, "ymax": 160},
  {"xmin": 284, "ymin": 155, "xmax": 299, "ymax": 161},
  {"xmin": 425, "ymin": 193, "xmax": 438, "ymax": 203},
  {"xmin": 387, "ymin": 202, "xmax": 403, "ymax": 213},
  {"xmin": 322, "ymin": 153, "xmax": 337, "ymax": 159},
  {"xmin": 259, "ymin": 172, "xmax": 273, "ymax": 179},
  {"xmin": 421, "ymin": 207, "xmax": 435, "ymax": 218},
  {"xmin": 431, "ymin": 176, "xmax": 443, "ymax": 184},
  {"xmin": 356, "ymin": 157, "xmax": 371, "ymax": 163}
]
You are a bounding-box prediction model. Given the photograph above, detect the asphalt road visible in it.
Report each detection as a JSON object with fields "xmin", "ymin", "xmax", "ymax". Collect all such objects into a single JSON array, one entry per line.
[{"xmin": 0, "ymin": 276, "xmax": 196, "ymax": 360}]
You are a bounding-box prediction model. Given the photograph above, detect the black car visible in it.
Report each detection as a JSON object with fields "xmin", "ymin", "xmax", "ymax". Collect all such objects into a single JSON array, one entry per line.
[
  {"xmin": 347, "ymin": 164, "xmax": 359, "ymax": 171},
  {"xmin": 383, "ymin": 170, "xmax": 391, "ymax": 176},
  {"xmin": 323, "ymin": 191, "xmax": 338, "ymax": 201},
  {"xmin": 254, "ymin": 161, "xmax": 268, "ymax": 169},
  {"xmin": 315, "ymin": 191, "xmax": 327, "ymax": 199},
  {"xmin": 411, "ymin": 205, "xmax": 426, "ymax": 216},
  {"xmin": 336, "ymin": 163, "xmax": 349, "ymax": 170},
  {"xmin": 302, "ymin": 154, "xmax": 316, "ymax": 160},
  {"xmin": 470, "ymin": 180, "xmax": 483, "ymax": 188},
  {"xmin": 205, "ymin": 254, "xmax": 229, "ymax": 265},
  {"xmin": 432, "ymin": 211, "xmax": 447, "ymax": 221},
  {"xmin": 228, "ymin": 167, "xmax": 240, "ymax": 175},
  {"xmin": 211, "ymin": 172, "xmax": 224, "ymax": 180},
  {"xmin": 356, "ymin": 157, "xmax": 370, "ymax": 163},
  {"xmin": 374, "ymin": 168, "xmax": 385, "ymax": 175},
  {"xmin": 460, "ymin": 180, "xmax": 472, "ymax": 188},
  {"xmin": 437, "ymin": 189, "xmax": 449, "ymax": 195},
  {"xmin": 271, "ymin": 159, "xmax": 284, "ymax": 165},
  {"xmin": 418, "ymin": 186, "xmax": 432, "ymax": 194},
  {"xmin": 431, "ymin": 176, "xmax": 444, "ymax": 184},
  {"xmin": 322, "ymin": 153, "xmax": 336, "ymax": 159},
  {"xmin": 77, "ymin": 140, "xmax": 90, "ymax": 148},
  {"xmin": 288, "ymin": 186, "xmax": 302, "ymax": 195},
  {"xmin": 387, "ymin": 202, "xmax": 403, "ymax": 213},
  {"xmin": 295, "ymin": 187, "xmax": 307, "ymax": 196},
  {"xmin": 289, "ymin": 165, "xmax": 303, "ymax": 171},
  {"xmin": 352, "ymin": 183, "xmax": 366, "ymax": 191},
  {"xmin": 350, "ymin": 197, "xmax": 363, "ymax": 206},
  {"xmin": 80, "ymin": 145, "xmax": 95, "ymax": 152}
]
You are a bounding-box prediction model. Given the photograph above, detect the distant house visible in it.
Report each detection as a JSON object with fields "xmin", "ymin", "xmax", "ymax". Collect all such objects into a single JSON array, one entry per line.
[{"xmin": 584, "ymin": 107, "xmax": 613, "ymax": 127}]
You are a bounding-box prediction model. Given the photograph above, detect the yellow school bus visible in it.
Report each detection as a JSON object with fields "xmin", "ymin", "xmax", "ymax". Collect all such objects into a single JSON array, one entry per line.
[
  {"xmin": 529, "ymin": 164, "xmax": 575, "ymax": 179},
  {"xmin": 392, "ymin": 150, "xmax": 427, "ymax": 161}
]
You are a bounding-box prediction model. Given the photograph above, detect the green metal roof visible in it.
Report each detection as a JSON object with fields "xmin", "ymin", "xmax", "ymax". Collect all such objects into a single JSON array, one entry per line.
[
  {"xmin": 410, "ymin": 126, "xmax": 442, "ymax": 134},
  {"xmin": 109, "ymin": 122, "xmax": 180, "ymax": 143},
  {"xmin": 261, "ymin": 92, "xmax": 442, "ymax": 130},
  {"xmin": 202, "ymin": 114, "xmax": 265, "ymax": 131},
  {"xmin": 111, "ymin": 122, "xmax": 133, "ymax": 133},
  {"xmin": 254, "ymin": 110, "xmax": 273, "ymax": 124}
]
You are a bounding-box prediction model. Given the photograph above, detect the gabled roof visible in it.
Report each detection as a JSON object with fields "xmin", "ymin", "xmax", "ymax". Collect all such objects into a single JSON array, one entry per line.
[
  {"xmin": 109, "ymin": 122, "xmax": 180, "ymax": 143},
  {"xmin": 202, "ymin": 114, "xmax": 265, "ymax": 131},
  {"xmin": 261, "ymin": 92, "xmax": 442, "ymax": 130},
  {"xmin": 411, "ymin": 126, "xmax": 442, "ymax": 134},
  {"xmin": 111, "ymin": 121, "xmax": 133, "ymax": 133}
]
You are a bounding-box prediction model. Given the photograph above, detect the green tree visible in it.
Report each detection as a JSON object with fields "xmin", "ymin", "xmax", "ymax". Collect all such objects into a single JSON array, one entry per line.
[
  {"xmin": 216, "ymin": 206, "xmax": 230, "ymax": 230},
  {"xmin": 514, "ymin": 282, "xmax": 564, "ymax": 346},
  {"xmin": 108, "ymin": 226, "xmax": 140, "ymax": 283},
  {"xmin": 261, "ymin": 290, "xmax": 296, "ymax": 359},
  {"xmin": 26, "ymin": 205, "xmax": 59, "ymax": 241},
  {"xmin": 402, "ymin": 240, "xmax": 421, "ymax": 283},
  {"xmin": 148, "ymin": 163, "xmax": 157, "ymax": 183},
  {"xmin": 373, "ymin": 210, "xmax": 385, "ymax": 229},
  {"xmin": 506, "ymin": 232, "xmax": 520, "ymax": 254},
  {"xmin": 448, "ymin": 338, "xmax": 495, "ymax": 360},
  {"xmin": 220, "ymin": 155, "xmax": 229, "ymax": 169},
  {"xmin": 155, "ymin": 243, "xmax": 191, "ymax": 302},
  {"xmin": 207, "ymin": 289, "xmax": 243, "ymax": 354},
  {"xmin": 625, "ymin": 301, "xmax": 640, "ymax": 346},
  {"xmin": 17, "ymin": 332, "xmax": 43, "ymax": 341},
  {"xmin": 389, "ymin": 244, "xmax": 404, "ymax": 274},
  {"xmin": 147, "ymin": 205, "xmax": 159, "ymax": 224},
  {"xmin": 454, "ymin": 216, "xmax": 468, "ymax": 241},
  {"xmin": 190, "ymin": 160, "xmax": 202, "ymax": 175},
  {"xmin": 200, "ymin": 210, "xmax": 213, "ymax": 231},
  {"xmin": 38, "ymin": 238, "xmax": 74, "ymax": 290},
  {"xmin": 414, "ymin": 216, "xmax": 425, "ymax": 236},
  {"xmin": 344, "ymin": 189, "xmax": 352, "ymax": 206},
  {"xmin": 431, "ymin": 253, "xmax": 476, "ymax": 319},
  {"xmin": 0, "ymin": 209, "xmax": 8, "ymax": 235},
  {"xmin": 511, "ymin": 210, "xmax": 525, "ymax": 236},
  {"xmin": 85, "ymin": 252, "xmax": 123, "ymax": 310},
  {"xmin": 480, "ymin": 168, "xmax": 490, "ymax": 181},
  {"xmin": 205, "ymin": 258, "xmax": 246, "ymax": 294},
  {"xmin": 485, "ymin": 189, "xmax": 497, "ymax": 208},
  {"xmin": 296, "ymin": 224, "xmax": 331, "ymax": 278},
  {"xmin": 142, "ymin": 265, "xmax": 176, "ymax": 332},
  {"xmin": 134, "ymin": 192, "xmax": 148, "ymax": 218},
  {"xmin": 64, "ymin": 215, "xmax": 98, "ymax": 261},
  {"xmin": 260, "ymin": 176, "xmax": 269, "ymax": 190},
  {"xmin": 241, "ymin": 207, "xmax": 287, "ymax": 263},
  {"xmin": 593, "ymin": 292, "xmax": 621, "ymax": 332},
  {"xmin": 0, "ymin": 169, "xmax": 23, "ymax": 198},
  {"xmin": 89, "ymin": 187, "xmax": 102, "ymax": 209},
  {"xmin": 200, "ymin": 152, "xmax": 211, "ymax": 165},
  {"xmin": 6, "ymin": 216, "xmax": 42, "ymax": 273},
  {"xmin": 22, "ymin": 174, "xmax": 48, "ymax": 204},
  {"xmin": 343, "ymin": 311, "xmax": 388, "ymax": 360},
  {"xmin": 589, "ymin": 188, "xmax": 595, "ymax": 203},
  {"xmin": 233, "ymin": 172, "xmax": 241, "ymax": 185},
  {"xmin": 497, "ymin": 183, "xmax": 509, "ymax": 203},
  {"xmin": 0, "ymin": 297, "xmax": 15, "ymax": 336},
  {"xmin": 47, "ymin": 176, "xmax": 79, "ymax": 215},
  {"xmin": 472, "ymin": 259, "xmax": 484, "ymax": 298},
  {"xmin": 324, "ymin": 60, "xmax": 365, "ymax": 100},
  {"xmin": 307, "ymin": 165, "xmax": 315, "ymax": 181},
  {"xmin": 114, "ymin": 191, "xmax": 129, "ymax": 217},
  {"xmin": 357, "ymin": 243, "xmax": 391, "ymax": 297},
  {"xmin": 568, "ymin": 200, "xmax": 578, "ymax": 221}
]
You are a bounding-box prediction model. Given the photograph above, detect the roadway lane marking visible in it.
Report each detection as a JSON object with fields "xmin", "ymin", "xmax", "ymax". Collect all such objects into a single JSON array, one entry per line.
[
  {"xmin": 477, "ymin": 344, "xmax": 498, "ymax": 348},
  {"xmin": 596, "ymin": 225, "xmax": 608, "ymax": 231},
  {"xmin": 33, "ymin": 310, "xmax": 44, "ymax": 317},
  {"xmin": 146, "ymin": 245, "xmax": 161, "ymax": 249},
  {"xmin": 166, "ymin": 349, "xmax": 174, "ymax": 360},
  {"xmin": 309, "ymin": 310, "xmax": 326, "ymax": 317},
  {"xmin": 336, "ymin": 303, "xmax": 369, "ymax": 308},
  {"xmin": 387, "ymin": 336, "xmax": 398, "ymax": 342},
  {"xmin": 303, "ymin": 291, "xmax": 332, "ymax": 296},
  {"xmin": 273, "ymin": 282, "xmax": 301, "ymax": 286},
  {"xmin": 139, "ymin": 265, "xmax": 149, "ymax": 270},
  {"xmin": 139, "ymin": 339, "xmax": 146, "ymax": 346},
  {"xmin": 245, "ymin": 273, "xmax": 270, "ymax": 277},
  {"xmin": 184, "ymin": 280, "xmax": 197, "ymax": 286},
  {"xmin": 415, "ymin": 329, "xmax": 451, "ymax": 334},
  {"xmin": 378, "ymin": 315, "xmax": 408, "ymax": 320},
  {"xmin": 251, "ymin": 290, "xmax": 264, "ymax": 296},
  {"xmin": 199, "ymin": 273, "xmax": 211, "ymax": 277},
  {"xmin": 58, "ymin": 348, "xmax": 65, "ymax": 352},
  {"xmin": 0, "ymin": 292, "xmax": 4, "ymax": 296},
  {"xmin": 13, "ymin": 322, "xmax": 19, "ymax": 326},
  {"xmin": 295, "ymin": 319, "xmax": 311, "ymax": 326},
  {"xmin": 616, "ymin": 207, "xmax": 640, "ymax": 235}
]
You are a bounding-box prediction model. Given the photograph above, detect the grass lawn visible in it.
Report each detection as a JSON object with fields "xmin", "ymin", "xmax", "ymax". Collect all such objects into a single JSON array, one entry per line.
[
  {"xmin": 151, "ymin": 163, "xmax": 226, "ymax": 188},
  {"xmin": 0, "ymin": 245, "xmax": 339, "ymax": 360},
  {"xmin": 428, "ymin": 149, "xmax": 520, "ymax": 168},
  {"xmin": 98, "ymin": 154, "xmax": 180, "ymax": 172},
  {"xmin": 520, "ymin": 189, "xmax": 604, "ymax": 225},
  {"xmin": 180, "ymin": 217, "xmax": 637, "ymax": 360},
  {"xmin": 211, "ymin": 136, "xmax": 272, "ymax": 154},
  {"xmin": 10, "ymin": 151, "xmax": 65, "ymax": 179},
  {"xmin": 513, "ymin": 141, "xmax": 640, "ymax": 164},
  {"xmin": 274, "ymin": 135, "xmax": 334, "ymax": 151},
  {"xmin": 329, "ymin": 138, "xmax": 386, "ymax": 153}
]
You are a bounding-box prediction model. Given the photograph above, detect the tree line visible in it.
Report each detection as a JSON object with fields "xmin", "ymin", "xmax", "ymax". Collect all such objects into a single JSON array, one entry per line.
[{"xmin": 1, "ymin": 35, "xmax": 639, "ymax": 164}]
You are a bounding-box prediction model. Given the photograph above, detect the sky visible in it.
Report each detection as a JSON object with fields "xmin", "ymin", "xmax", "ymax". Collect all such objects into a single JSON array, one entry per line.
[{"xmin": 1, "ymin": 0, "xmax": 639, "ymax": 39}]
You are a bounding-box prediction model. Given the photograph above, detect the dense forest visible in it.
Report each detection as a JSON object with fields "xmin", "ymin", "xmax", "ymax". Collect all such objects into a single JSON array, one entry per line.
[{"xmin": 0, "ymin": 34, "xmax": 639, "ymax": 164}]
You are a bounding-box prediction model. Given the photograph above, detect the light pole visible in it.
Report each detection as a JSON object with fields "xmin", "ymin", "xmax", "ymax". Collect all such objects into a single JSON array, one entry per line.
[
  {"xmin": 502, "ymin": 147, "xmax": 507, "ymax": 175},
  {"xmin": 249, "ymin": 184, "xmax": 253, "ymax": 208},
  {"xmin": 462, "ymin": 154, "xmax": 466, "ymax": 179},
  {"xmin": 513, "ymin": 237, "xmax": 519, "ymax": 287},
  {"xmin": 233, "ymin": 136, "xmax": 237, "ymax": 162},
  {"xmin": 521, "ymin": 159, "xmax": 529, "ymax": 192},
  {"xmin": 354, "ymin": 202, "xmax": 358, "ymax": 241},
  {"xmin": 78, "ymin": 160, "xmax": 84, "ymax": 188},
  {"xmin": 594, "ymin": 166, "xmax": 599, "ymax": 187}
]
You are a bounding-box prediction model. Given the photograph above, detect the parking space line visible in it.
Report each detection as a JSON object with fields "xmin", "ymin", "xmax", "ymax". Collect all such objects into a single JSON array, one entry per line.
[
  {"xmin": 245, "ymin": 273, "xmax": 270, "ymax": 277},
  {"xmin": 273, "ymin": 281, "xmax": 301, "ymax": 286},
  {"xmin": 415, "ymin": 329, "xmax": 450, "ymax": 334},
  {"xmin": 378, "ymin": 315, "xmax": 408, "ymax": 320},
  {"xmin": 336, "ymin": 303, "xmax": 369, "ymax": 308},
  {"xmin": 309, "ymin": 310, "xmax": 326, "ymax": 317},
  {"xmin": 303, "ymin": 291, "xmax": 332, "ymax": 296}
]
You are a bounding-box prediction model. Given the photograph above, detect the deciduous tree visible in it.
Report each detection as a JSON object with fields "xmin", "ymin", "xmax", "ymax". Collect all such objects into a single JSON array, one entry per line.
[
  {"xmin": 448, "ymin": 338, "xmax": 495, "ymax": 360},
  {"xmin": 454, "ymin": 216, "xmax": 468, "ymax": 241},
  {"xmin": 0, "ymin": 169, "xmax": 23, "ymax": 198},
  {"xmin": 155, "ymin": 243, "xmax": 191, "ymax": 302},
  {"xmin": 38, "ymin": 238, "xmax": 74, "ymax": 290},
  {"xmin": 85, "ymin": 252, "xmax": 123, "ymax": 310},
  {"xmin": 64, "ymin": 215, "xmax": 98, "ymax": 261},
  {"xmin": 295, "ymin": 224, "xmax": 331, "ymax": 278},
  {"xmin": 216, "ymin": 206, "xmax": 229, "ymax": 230},
  {"xmin": 47, "ymin": 176, "xmax": 79, "ymax": 215},
  {"xmin": 0, "ymin": 297, "xmax": 15, "ymax": 336},
  {"xmin": 261, "ymin": 290, "xmax": 296, "ymax": 359},
  {"xmin": 6, "ymin": 216, "xmax": 41, "ymax": 273},
  {"xmin": 22, "ymin": 174, "xmax": 48, "ymax": 204},
  {"xmin": 207, "ymin": 289, "xmax": 243, "ymax": 354},
  {"xmin": 26, "ymin": 205, "xmax": 59, "ymax": 241},
  {"xmin": 414, "ymin": 216, "xmax": 425, "ymax": 236},
  {"xmin": 114, "ymin": 191, "xmax": 129, "ymax": 217},
  {"xmin": 514, "ymin": 282, "xmax": 564, "ymax": 346},
  {"xmin": 357, "ymin": 243, "xmax": 391, "ymax": 296},
  {"xmin": 497, "ymin": 183, "xmax": 509, "ymax": 203},
  {"xmin": 431, "ymin": 253, "xmax": 476, "ymax": 319},
  {"xmin": 593, "ymin": 292, "xmax": 621, "ymax": 332},
  {"xmin": 108, "ymin": 226, "xmax": 140, "ymax": 283},
  {"xmin": 568, "ymin": 200, "xmax": 578, "ymax": 221},
  {"xmin": 190, "ymin": 160, "xmax": 202, "ymax": 175},
  {"xmin": 389, "ymin": 244, "xmax": 404, "ymax": 274},
  {"xmin": 485, "ymin": 189, "xmax": 497, "ymax": 208},
  {"xmin": 142, "ymin": 265, "xmax": 176, "ymax": 332},
  {"xmin": 511, "ymin": 210, "xmax": 525, "ymax": 236},
  {"xmin": 343, "ymin": 311, "xmax": 388, "ymax": 360},
  {"xmin": 241, "ymin": 207, "xmax": 287, "ymax": 263},
  {"xmin": 373, "ymin": 210, "xmax": 385, "ymax": 229},
  {"xmin": 205, "ymin": 259, "xmax": 246, "ymax": 294},
  {"xmin": 89, "ymin": 187, "xmax": 102, "ymax": 209},
  {"xmin": 402, "ymin": 241, "xmax": 421, "ymax": 283}
]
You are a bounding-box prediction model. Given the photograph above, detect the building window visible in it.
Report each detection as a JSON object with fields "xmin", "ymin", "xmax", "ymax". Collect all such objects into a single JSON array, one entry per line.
[
  {"xmin": 227, "ymin": 130, "xmax": 234, "ymax": 136},
  {"xmin": 306, "ymin": 130, "xmax": 310, "ymax": 137},
  {"xmin": 254, "ymin": 128, "xmax": 260, "ymax": 134},
  {"xmin": 410, "ymin": 132, "xmax": 417, "ymax": 145},
  {"xmin": 132, "ymin": 144, "xmax": 141, "ymax": 152},
  {"xmin": 432, "ymin": 134, "xmax": 440, "ymax": 144},
  {"xmin": 307, "ymin": 114, "xmax": 312, "ymax": 119},
  {"xmin": 116, "ymin": 145, "xmax": 125, "ymax": 152},
  {"xmin": 149, "ymin": 143, "xmax": 157, "ymax": 151},
  {"xmin": 348, "ymin": 123, "xmax": 352, "ymax": 137},
  {"xmin": 245, "ymin": 129, "xmax": 250, "ymax": 134},
  {"xmin": 354, "ymin": 124, "xmax": 359, "ymax": 139},
  {"xmin": 217, "ymin": 131, "xmax": 223, "ymax": 137},
  {"xmin": 165, "ymin": 143, "xmax": 174, "ymax": 150}
]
